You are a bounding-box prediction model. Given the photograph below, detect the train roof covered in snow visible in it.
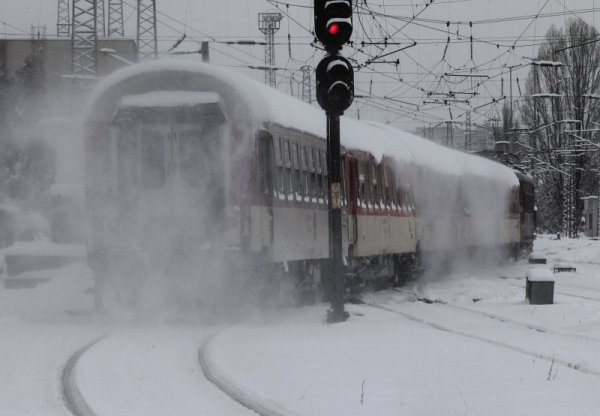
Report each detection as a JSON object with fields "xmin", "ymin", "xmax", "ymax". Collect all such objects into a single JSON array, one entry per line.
[{"xmin": 84, "ymin": 59, "xmax": 518, "ymax": 188}]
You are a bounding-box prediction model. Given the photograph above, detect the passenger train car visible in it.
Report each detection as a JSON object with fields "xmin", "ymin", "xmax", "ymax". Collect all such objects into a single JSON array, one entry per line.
[{"xmin": 83, "ymin": 60, "xmax": 534, "ymax": 303}]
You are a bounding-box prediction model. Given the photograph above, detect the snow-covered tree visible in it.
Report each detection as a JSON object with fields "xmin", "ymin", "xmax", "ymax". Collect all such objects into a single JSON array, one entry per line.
[{"xmin": 520, "ymin": 18, "xmax": 600, "ymax": 234}]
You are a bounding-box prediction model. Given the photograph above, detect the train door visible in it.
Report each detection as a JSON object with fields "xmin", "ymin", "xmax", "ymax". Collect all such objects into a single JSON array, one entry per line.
[
  {"xmin": 119, "ymin": 123, "xmax": 177, "ymax": 251},
  {"xmin": 170, "ymin": 122, "xmax": 225, "ymax": 244}
]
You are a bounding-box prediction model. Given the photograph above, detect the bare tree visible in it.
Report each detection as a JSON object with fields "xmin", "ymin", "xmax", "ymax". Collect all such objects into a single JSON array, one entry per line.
[{"xmin": 520, "ymin": 18, "xmax": 600, "ymax": 235}]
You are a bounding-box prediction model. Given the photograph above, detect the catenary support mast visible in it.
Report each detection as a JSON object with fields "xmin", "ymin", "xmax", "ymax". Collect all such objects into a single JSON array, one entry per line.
[{"xmin": 258, "ymin": 13, "xmax": 282, "ymax": 88}]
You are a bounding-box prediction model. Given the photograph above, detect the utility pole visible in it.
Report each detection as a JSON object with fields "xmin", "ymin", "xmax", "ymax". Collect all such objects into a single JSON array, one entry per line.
[
  {"xmin": 509, "ymin": 66, "xmax": 514, "ymax": 151},
  {"xmin": 108, "ymin": 0, "xmax": 124, "ymax": 37},
  {"xmin": 314, "ymin": 0, "xmax": 354, "ymax": 323},
  {"xmin": 57, "ymin": 0, "xmax": 71, "ymax": 37},
  {"xmin": 301, "ymin": 65, "xmax": 312, "ymax": 103},
  {"xmin": 465, "ymin": 111, "xmax": 472, "ymax": 151},
  {"xmin": 137, "ymin": 0, "xmax": 157, "ymax": 61},
  {"xmin": 258, "ymin": 12, "xmax": 282, "ymax": 88},
  {"xmin": 72, "ymin": 0, "xmax": 97, "ymax": 77},
  {"xmin": 200, "ymin": 41, "xmax": 210, "ymax": 63},
  {"xmin": 445, "ymin": 120, "xmax": 454, "ymax": 148}
]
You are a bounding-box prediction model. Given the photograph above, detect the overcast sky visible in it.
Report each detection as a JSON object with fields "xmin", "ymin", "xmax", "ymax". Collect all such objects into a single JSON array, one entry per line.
[{"xmin": 1, "ymin": 0, "xmax": 599, "ymax": 130}]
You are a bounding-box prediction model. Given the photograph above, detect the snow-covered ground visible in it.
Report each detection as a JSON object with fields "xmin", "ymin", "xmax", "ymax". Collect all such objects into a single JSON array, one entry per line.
[
  {"xmin": 1, "ymin": 234, "xmax": 600, "ymax": 416},
  {"xmin": 208, "ymin": 235, "xmax": 600, "ymax": 416}
]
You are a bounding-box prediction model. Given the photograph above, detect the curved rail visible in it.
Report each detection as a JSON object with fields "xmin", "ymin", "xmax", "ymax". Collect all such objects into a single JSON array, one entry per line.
[
  {"xmin": 62, "ymin": 337, "xmax": 107, "ymax": 416},
  {"xmin": 199, "ymin": 332, "xmax": 298, "ymax": 416}
]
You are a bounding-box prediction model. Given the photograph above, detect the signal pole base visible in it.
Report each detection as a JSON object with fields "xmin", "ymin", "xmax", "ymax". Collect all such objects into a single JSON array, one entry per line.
[{"xmin": 326, "ymin": 308, "xmax": 349, "ymax": 324}]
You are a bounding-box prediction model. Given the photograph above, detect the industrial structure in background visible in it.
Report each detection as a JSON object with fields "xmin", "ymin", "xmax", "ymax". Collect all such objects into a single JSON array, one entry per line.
[
  {"xmin": 55, "ymin": 0, "xmax": 156, "ymax": 76},
  {"xmin": 71, "ymin": 0, "xmax": 99, "ymax": 77},
  {"xmin": 258, "ymin": 12, "xmax": 282, "ymax": 88},
  {"xmin": 108, "ymin": 0, "xmax": 125, "ymax": 37},
  {"xmin": 137, "ymin": 0, "xmax": 158, "ymax": 60},
  {"xmin": 301, "ymin": 64, "xmax": 312, "ymax": 104}
]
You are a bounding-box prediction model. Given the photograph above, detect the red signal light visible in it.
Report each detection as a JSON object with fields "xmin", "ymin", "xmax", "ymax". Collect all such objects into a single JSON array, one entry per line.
[{"xmin": 328, "ymin": 23, "xmax": 340, "ymax": 35}]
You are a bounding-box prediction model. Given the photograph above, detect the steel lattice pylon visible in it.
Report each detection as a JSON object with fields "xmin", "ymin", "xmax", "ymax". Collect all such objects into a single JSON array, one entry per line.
[
  {"xmin": 562, "ymin": 167, "xmax": 576, "ymax": 238},
  {"xmin": 258, "ymin": 12, "xmax": 282, "ymax": 88},
  {"xmin": 96, "ymin": 0, "xmax": 106, "ymax": 37},
  {"xmin": 108, "ymin": 0, "xmax": 124, "ymax": 37},
  {"xmin": 57, "ymin": 0, "xmax": 71, "ymax": 37},
  {"xmin": 465, "ymin": 111, "xmax": 472, "ymax": 151},
  {"xmin": 72, "ymin": 0, "xmax": 97, "ymax": 76},
  {"xmin": 561, "ymin": 124, "xmax": 579, "ymax": 238},
  {"xmin": 301, "ymin": 65, "xmax": 312, "ymax": 103},
  {"xmin": 137, "ymin": 0, "xmax": 157, "ymax": 61}
]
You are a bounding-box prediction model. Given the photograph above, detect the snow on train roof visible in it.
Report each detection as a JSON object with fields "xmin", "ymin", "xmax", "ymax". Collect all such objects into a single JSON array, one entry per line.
[
  {"xmin": 85, "ymin": 59, "xmax": 517, "ymax": 186},
  {"xmin": 119, "ymin": 91, "xmax": 220, "ymax": 108}
]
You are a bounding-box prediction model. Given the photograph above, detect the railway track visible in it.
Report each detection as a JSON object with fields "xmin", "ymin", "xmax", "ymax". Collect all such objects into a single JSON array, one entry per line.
[
  {"xmin": 62, "ymin": 337, "xmax": 107, "ymax": 416},
  {"xmin": 365, "ymin": 294, "xmax": 600, "ymax": 378},
  {"xmin": 394, "ymin": 288, "xmax": 600, "ymax": 344},
  {"xmin": 199, "ymin": 332, "xmax": 294, "ymax": 416},
  {"xmin": 62, "ymin": 329, "xmax": 271, "ymax": 416}
]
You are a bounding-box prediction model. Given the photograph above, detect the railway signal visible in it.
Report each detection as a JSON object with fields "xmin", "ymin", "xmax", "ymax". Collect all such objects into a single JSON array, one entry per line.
[
  {"xmin": 316, "ymin": 54, "xmax": 354, "ymax": 116},
  {"xmin": 314, "ymin": 0, "xmax": 353, "ymax": 52},
  {"xmin": 314, "ymin": 0, "xmax": 353, "ymax": 323}
]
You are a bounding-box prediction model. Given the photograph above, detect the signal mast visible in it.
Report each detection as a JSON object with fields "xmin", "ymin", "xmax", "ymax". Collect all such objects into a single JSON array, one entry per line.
[{"xmin": 314, "ymin": 0, "xmax": 354, "ymax": 323}]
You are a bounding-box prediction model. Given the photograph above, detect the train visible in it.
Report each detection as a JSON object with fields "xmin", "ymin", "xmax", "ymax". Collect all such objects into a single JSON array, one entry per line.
[{"xmin": 83, "ymin": 60, "xmax": 535, "ymax": 306}]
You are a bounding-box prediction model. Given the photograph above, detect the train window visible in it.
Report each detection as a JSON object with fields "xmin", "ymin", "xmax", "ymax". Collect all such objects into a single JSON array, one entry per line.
[
  {"xmin": 382, "ymin": 166, "xmax": 389, "ymax": 208},
  {"xmin": 387, "ymin": 167, "xmax": 396, "ymax": 210},
  {"xmin": 314, "ymin": 148, "xmax": 323, "ymax": 200},
  {"xmin": 308, "ymin": 146, "xmax": 316, "ymax": 200},
  {"xmin": 292, "ymin": 142, "xmax": 301, "ymax": 198},
  {"xmin": 140, "ymin": 130, "xmax": 165, "ymax": 190},
  {"xmin": 300, "ymin": 146, "xmax": 309, "ymax": 199},
  {"xmin": 283, "ymin": 139, "xmax": 293, "ymax": 196},
  {"xmin": 273, "ymin": 138, "xmax": 284, "ymax": 195},
  {"xmin": 370, "ymin": 162, "xmax": 378, "ymax": 207},
  {"xmin": 358, "ymin": 161, "xmax": 366, "ymax": 208},
  {"xmin": 283, "ymin": 139, "xmax": 291, "ymax": 167},
  {"xmin": 300, "ymin": 145, "xmax": 307, "ymax": 170},
  {"xmin": 307, "ymin": 146, "xmax": 314, "ymax": 172},
  {"xmin": 314, "ymin": 147, "xmax": 322, "ymax": 174},
  {"xmin": 273, "ymin": 137, "xmax": 282, "ymax": 166},
  {"xmin": 257, "ymin": 132, "xmax": 273, "ymax": 196}
]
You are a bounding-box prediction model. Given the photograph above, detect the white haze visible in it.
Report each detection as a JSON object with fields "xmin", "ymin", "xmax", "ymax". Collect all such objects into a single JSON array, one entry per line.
[{"xmin": 2, "ymin": 59, "xmax": 518, "ymax": 324}]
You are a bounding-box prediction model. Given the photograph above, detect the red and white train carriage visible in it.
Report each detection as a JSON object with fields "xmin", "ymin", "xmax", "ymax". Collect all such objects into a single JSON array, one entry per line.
[{"xmin": 83, "ymin": 60, "xmax": 534, "ymax": 303}]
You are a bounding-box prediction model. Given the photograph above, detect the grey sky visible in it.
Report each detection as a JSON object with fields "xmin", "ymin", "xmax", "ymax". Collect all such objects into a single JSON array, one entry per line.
[{"xmin": 1, "ymin": 0, "xmax": 598, "ymax": 130}]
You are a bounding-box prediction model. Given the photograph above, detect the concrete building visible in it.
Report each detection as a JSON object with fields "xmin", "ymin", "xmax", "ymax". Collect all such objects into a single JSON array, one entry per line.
[
  {"xmin": 0, "ymin": 37, "xmax": 137, "ymax": 81},
  {"xmin": 0, "ymin": 37, "xmax": 137, "ymax": 117}
]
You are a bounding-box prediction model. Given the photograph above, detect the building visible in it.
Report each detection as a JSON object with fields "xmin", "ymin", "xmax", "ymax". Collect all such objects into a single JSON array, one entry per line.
[
  {"xmin": 0, "ymin": 37, "xmax": 136, "ymax": 81},
  {"xmin": 0, "ymin": 36, "xmax": 137, "ymax": 117}
]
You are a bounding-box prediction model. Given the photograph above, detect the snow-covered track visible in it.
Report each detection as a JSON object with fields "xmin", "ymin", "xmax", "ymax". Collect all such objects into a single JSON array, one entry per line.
[
  {"xmin": 62, "ymin": 337, "xmax": 107, "ymax": 416},
  {"xmin": 365, "ymin": 301, "xmax": 600, "ymax": 377},
  {"xmin": 199, "ymin": 332, "xmax": 298, "ymax": 416},
  {"xmin": 393, "ymin": 288, "xmax": 600, "ymax": 345}
]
